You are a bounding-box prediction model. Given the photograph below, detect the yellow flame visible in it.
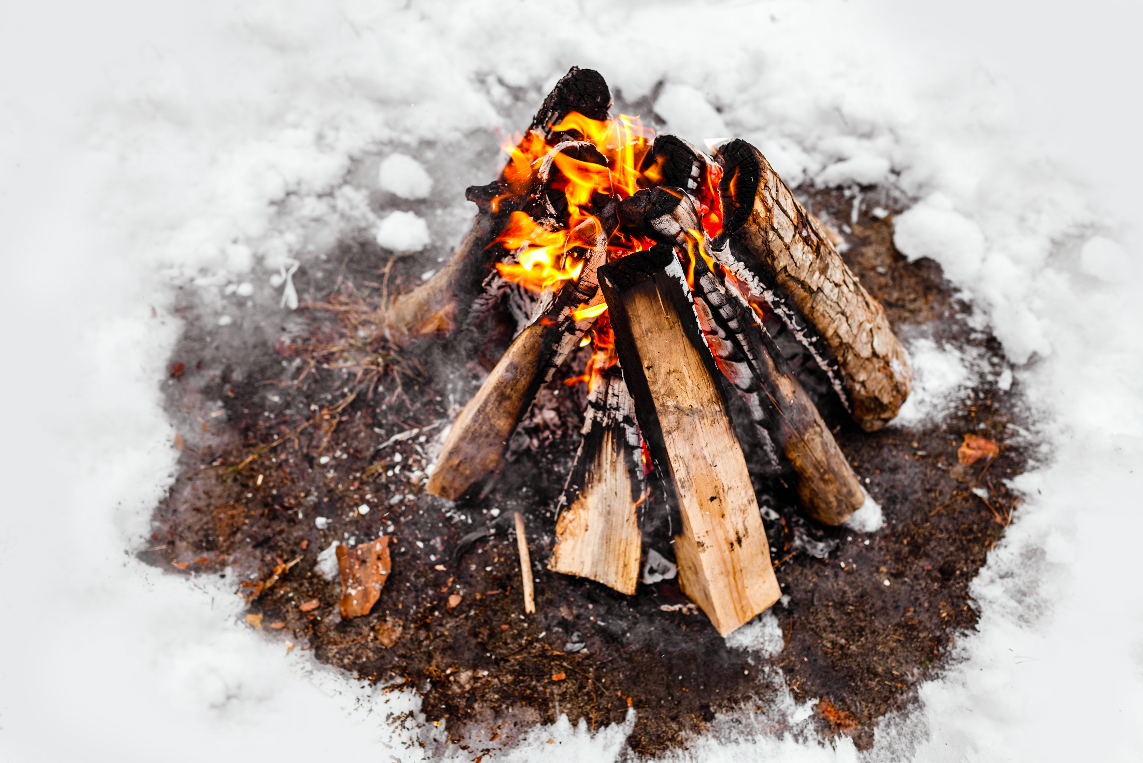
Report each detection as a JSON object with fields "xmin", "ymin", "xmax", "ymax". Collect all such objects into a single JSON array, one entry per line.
[{"xmin": 572, "ymin": 302, "xmax": 609, "ymax": 321}]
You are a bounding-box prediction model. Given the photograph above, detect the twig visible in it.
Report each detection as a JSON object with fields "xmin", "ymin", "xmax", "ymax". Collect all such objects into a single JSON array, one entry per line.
[
  {"xmin": 771, "ymin": 549, "xmax": 799, "ymax": 570},
  {"xmin": 930, "ymin": 492, "xmax": 967, "ymax": 517},
  {"xmin": 514, "ymin": 512, "xmax": 536, "ymax": 615}
]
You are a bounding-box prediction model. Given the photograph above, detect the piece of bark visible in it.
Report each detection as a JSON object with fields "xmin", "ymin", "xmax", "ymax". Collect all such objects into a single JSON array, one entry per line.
[
  {"xmin": 336, "ymin": 537, "xmax": 392, "ymax": 619},
  {"xmin": 629, "ymin": 188, "xmax": 865, "ymax": 525},
  {"xmin": 715, "ymin": 139, "xmax": 913, "ymax": 431},
  {"xmin": 548, "ymin": 363, "xmax": 644, "ymax": 594},
  {"xmin": 598, "ymin": 245, "xmax": 782, "ymax": 636},
  {"xmin": 425, "ymin": 211, "xmax": 613, "ymax": 501},
  {"xmin": 514, "ymin": 512, "xmax": 536, "ymax": 615},
  {"xmin": 383, "ymin": 67, "xmax": 612, "ymax": 347}
]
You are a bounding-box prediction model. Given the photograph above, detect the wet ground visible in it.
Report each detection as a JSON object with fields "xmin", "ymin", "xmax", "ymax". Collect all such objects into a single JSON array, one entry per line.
[{"xmin": 146, "ymin": 178, "xmax": 1028, "ymax": 758}]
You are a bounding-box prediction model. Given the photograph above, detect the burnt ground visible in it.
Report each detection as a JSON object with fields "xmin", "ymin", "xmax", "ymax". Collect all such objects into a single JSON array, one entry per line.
[{"xmin": 145, "ymin": 182, "xmax": 1029, "ymax": 758}]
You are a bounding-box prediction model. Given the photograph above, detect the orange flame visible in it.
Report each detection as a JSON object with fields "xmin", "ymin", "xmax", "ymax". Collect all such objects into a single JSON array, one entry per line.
[{"xmin": 494, "ymin": 112, "xmax": 657, "ymax": 294}]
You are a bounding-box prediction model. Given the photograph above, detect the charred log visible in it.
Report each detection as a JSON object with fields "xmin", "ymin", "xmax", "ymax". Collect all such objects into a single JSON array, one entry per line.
[
  {"xmin": 598, "ymin": 244, "xmax": 781, "ymax": 636},
  {"xmin": 383, "ymin": 67, "xmax": 612, "ymax": 347},
  {"xmin": 630, "ymin": 188, "xmax": 865, "ymax": 525},
  {"xmin": 425, "ymin": 210, "xmax": 614, "ymax": 502},
  {"xmin": 714, "ymin": 139, "xmax": 913, "ymax": 431}
]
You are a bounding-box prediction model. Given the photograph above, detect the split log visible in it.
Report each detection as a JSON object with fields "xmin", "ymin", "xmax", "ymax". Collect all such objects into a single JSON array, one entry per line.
[
  {"xmin": 548, "ymin": 362, "xmax": 644, "ymax": 594},
  {"xmin": 625, "ymin": 188, "xmax": 865, "ymax": 525},
  {"xmin": 425, "ymin": 210, "xmax": 614, "ymax": 501},
  {"xmin": 383, "ymin": 67, "xmax": 612, "ymax": 347},
  {"xmin": 598, "ymin": 244, "xmax": 781, "ymax": 636},
  {"xmin": 714, "ymin": 139, "xmax": 913, "ymax": 431}
]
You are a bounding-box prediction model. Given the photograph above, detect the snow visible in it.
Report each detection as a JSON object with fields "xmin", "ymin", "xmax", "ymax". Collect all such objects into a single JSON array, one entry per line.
[
  {"xmin": 892, "ymin": 336, "xmax": 978, "ymax": 428},
  {"xmin": 725, "ymin": 611, "xmax": 785, "ymax": 658},
  {"xmin": 375, "ymin": 210, "xmax": 431, "ymax": 252},
  {"xmin": 316, "ymin": 541, "xmax": 341, "ymax": 581},
  {"xmin": 843, "ymin": 491, "xmax": 884, "ymax": 533},
  {"xmin": 378, "ymin": 153, "xmax": 434, "ymax": 200},
  {"xmin": 3, "ymin": 0, "xmax": 1142, "ymax": 760}
]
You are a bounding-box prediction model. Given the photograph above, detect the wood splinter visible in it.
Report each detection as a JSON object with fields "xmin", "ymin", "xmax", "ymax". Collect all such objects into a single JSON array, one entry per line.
[
  {"xmin": 599, "ymin": 245, "xmax": 782, "ymax": 636},
  {"xmin": 548, "ymin": 361, "xmax": 645, "ymax": 595},
  {"xmin": 514, "ymin": 512, "xmax": 536, "ymax": 615}
]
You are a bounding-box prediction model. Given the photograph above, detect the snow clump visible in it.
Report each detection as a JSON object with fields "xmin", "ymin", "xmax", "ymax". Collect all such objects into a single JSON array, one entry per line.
[
  {"xmin": 374, "ymin": 211, "xmax": 430, "ymax": 252},
  {"xmin": 844, "ymin": 490, "xmax": 884, "ymax": 533},
  {"xmin": 316, "ymin": 541, "xmax": 340, "ymax": 581},
  {"xmin": 724, "ymin": 611, "xmax": 785, "ymax": 657},
  {"xmin": 377, "ymin": 153, "xmax": 432, "ymax": 199},
  {"xmin": 893, "ymin": 193, "xmax": 987, "ymax": 283}
]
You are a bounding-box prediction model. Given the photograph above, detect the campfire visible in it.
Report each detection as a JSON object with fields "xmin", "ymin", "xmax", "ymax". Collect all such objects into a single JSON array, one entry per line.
[{"xmin": 384, "ymin": 68, "xmax": 913, "ymax": 637}]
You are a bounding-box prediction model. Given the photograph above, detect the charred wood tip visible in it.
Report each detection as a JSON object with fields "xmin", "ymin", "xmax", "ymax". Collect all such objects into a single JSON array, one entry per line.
[
  {"xmin": 714, "ymin": 138, "xmax": 763, "ymax": 237},
  {"xmin": 616, "ymin": 187, "xmax": 691, "ymax": 246},
  {"xmin": 642, "ymin": 134, "xmax": 708, "ymax": 192},
  {"xmin": 597, "ymin": 243, "xmax": 675, "ymax": 292},
  {"xmin": 531, "ymin": 67, "xmax": 612, "ymax": 134}
]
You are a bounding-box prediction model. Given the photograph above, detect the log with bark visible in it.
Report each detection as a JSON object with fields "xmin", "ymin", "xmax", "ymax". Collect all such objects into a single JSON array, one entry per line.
[
  {"xmin": 425, "ymin": 209, "xmax": 614, "ymax": 501},
  {"xmin": 622, "ymin": 187, "xmax": 865, "ymax": 525},
  {"xmin": 598, "ymin": 244, "xmax": 782, "ymax": 636},
  {"xmin": 714, "ymin": 138, "xmax": 912, "ymax": 431},
  {"xmin": 548, "ymin": 359, "xmax": 645, "ymax": 595},
  {"xmin": 382, "ymin": 67, "xmax": 612, "ymax": 348}
]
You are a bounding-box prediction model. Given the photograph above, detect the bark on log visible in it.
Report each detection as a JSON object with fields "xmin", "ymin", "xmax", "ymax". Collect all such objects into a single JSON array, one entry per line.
[
  {"xmin": 383, "ymin": 67, "xmax": 612, "ymax": 348},
  {"xmin": 715, "ymin": 139, "xmax": 913, "ymax": 431},
  {"xmin": 627, "ymin": 188, "xmax": 865, "ymax": 525},
  {"xmin": 598, "ymin": 245, "xmax": 781, "ymax": 636},
  {"xmin": 548, "ymin": 363, "xmax": 644, "ymax": 594},
  {"xmin": 425, "ymin": 212, "xmax": 612, "ymax": 502}
]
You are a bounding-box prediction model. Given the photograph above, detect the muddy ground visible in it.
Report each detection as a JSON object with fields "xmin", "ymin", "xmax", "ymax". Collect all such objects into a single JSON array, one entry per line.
[{"xmin": 145, "ymin": 178, "xmax": 1028, "ymax": 758}]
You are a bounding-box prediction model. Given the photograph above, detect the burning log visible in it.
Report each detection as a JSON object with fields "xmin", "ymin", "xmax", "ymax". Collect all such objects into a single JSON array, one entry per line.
[
  {"xmin": 425, "ymin": 211, "xmax": 613, "ymax": 501},
  {"xmin": 624, "ymin": 188, "xmax": 865, "ymax": 525},
  {"xmin": 548, "ymin": 361, "xmax": 645, "ymax": 595},
  {"xmin": 383, "ymin": 67, "xmax": 612, "ymax": 347},
  {"xmin": 598, "ymin": 245, "xmax": 781, "ymax": 636},
  {"xmin": 714, "ymin": 139, "xmax": 912, "ymax": 431}
]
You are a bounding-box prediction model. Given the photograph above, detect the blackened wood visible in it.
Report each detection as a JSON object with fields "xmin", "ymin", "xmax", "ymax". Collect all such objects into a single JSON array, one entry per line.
[
  {"xmin": 630, "ymin": 189, "xmax": 865, "ymax": 525},
  {"xmin": 598, "ymin": 245, "xmax": 781, "ymax": 636},
  {"xmin": 716, "ymin": 139, "xmax": 913, "ymax": 431},
  {"xmin": 548, "ymin": 364, "xmax": 643, "ymax": 595},
  {"xmin": 425, "ymin": 212, "xmax": 613, "ymax": 502},
  {"xmin": 383, "ymin": 67, "xmax": 612, "ymax": 348}
]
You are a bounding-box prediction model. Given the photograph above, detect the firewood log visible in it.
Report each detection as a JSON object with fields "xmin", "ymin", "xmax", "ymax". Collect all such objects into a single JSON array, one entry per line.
[
  {"xmin": 714, "ymin": 139, "xmax": 912, "ymax": 431},
  {"xmin": 548, "ymin": 362, "xmax": 644, "ymax": 594},
  {"xmin": 625, "ymin": 188, "xmax": 865, "ymax": 525},
  {"xmin": 598, "ymin": 244, "xmax": 781, "ymax": 636},
  {"xmin": 425, "ymin": 210, "xmax": 613, "ymax": 502},
  {"xmin": 383, "ymin": 67, "xmax": 612, "ymax": 348}
]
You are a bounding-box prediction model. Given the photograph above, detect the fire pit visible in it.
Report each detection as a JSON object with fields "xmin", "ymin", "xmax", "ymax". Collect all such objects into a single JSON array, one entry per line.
[
  {"xmin": 150, "ymin": 66, "xmax": 1027, "ymax": 756},
  {"xmin": 400, "ymin": 68, "xmax": 911, "ymax": 636}
]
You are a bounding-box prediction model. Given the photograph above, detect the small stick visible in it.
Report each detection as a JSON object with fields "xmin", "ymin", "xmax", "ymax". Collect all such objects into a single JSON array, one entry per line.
[{"xmin": 514, "ymin": 512, "xmax": 536, "ymax": 615}]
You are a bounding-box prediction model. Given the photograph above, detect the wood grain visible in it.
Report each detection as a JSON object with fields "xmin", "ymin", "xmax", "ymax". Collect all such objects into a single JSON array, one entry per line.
[{"xmin": 600, "ymin": 246, "xmax": 781, "ymax": 636}]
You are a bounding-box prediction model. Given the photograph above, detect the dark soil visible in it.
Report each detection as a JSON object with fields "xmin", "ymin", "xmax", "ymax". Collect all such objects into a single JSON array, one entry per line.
[{"xmin": 145, "ymin": 180, "xmax": 1027, "ymax": 758}]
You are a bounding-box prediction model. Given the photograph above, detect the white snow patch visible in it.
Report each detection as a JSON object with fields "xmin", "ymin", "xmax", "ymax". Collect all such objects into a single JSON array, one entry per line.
[
  {"xmin": 893, "ymin": 193, "xmax": 987, "ymax": 283},
  {"xmin": 1080, "ymin": 235, "xmax": 1131, "ymax": 282},
  {"xmin": 725, "ymin": 611, "xmax": 785, "ymax": 657},
  {"xmin": 893, "ymin": 336, "xmax": 977, "ymax": 427},
  {"xmin": 374, "ymin": 210, "xmax": 430, "ymax": 252},
  {"xmin": 316, "ymin": 541, "xmax": 340, "ymax": 581},
  {"xmin": 653, "ymin": 83, "xmax": 729, "ymax": 146},
  {"xmin": 844, "ymin": 491, "xmax": 884, "ymax": 533},
  {"xmin": 377, "ymin": 152, "xmax": 433, "ymax": 199}
]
